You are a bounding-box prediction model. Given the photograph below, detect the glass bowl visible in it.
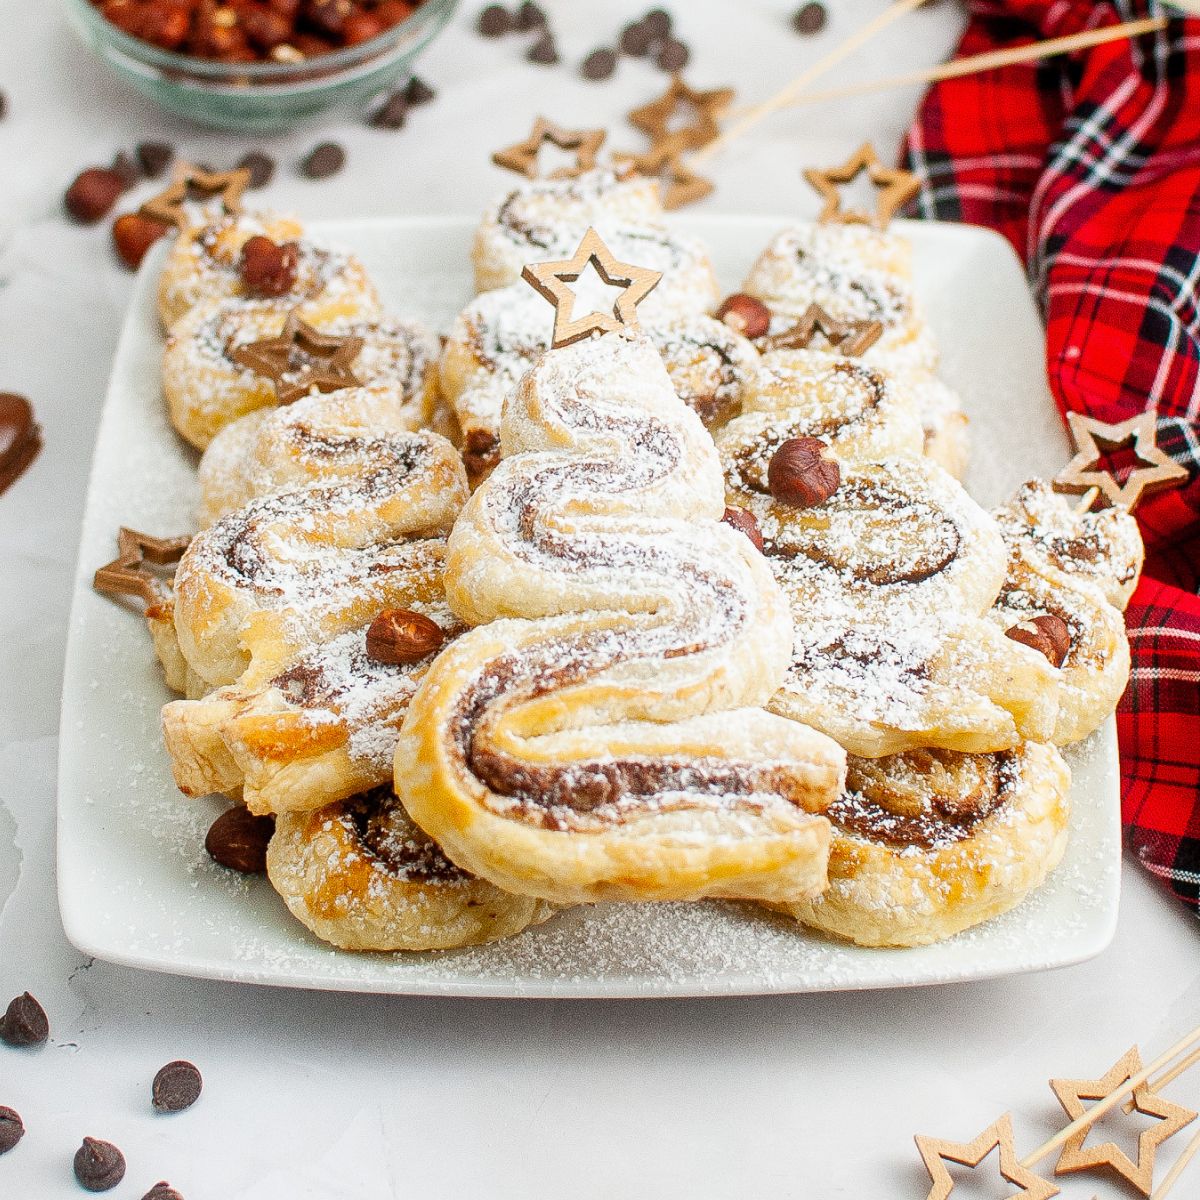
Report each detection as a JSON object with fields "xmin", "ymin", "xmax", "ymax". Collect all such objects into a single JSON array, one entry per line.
[{"xmin": 62, "ymin": 0, "xmax": 458, "ymax": 132}]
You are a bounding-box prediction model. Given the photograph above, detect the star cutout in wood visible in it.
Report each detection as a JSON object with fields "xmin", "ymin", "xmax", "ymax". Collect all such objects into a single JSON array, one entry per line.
[
  {"xmin": 1051, "ymin": 1046, "xmax": 1198, "ymax": 1195},
  {"xmin": 803, "ymin": 143, "xmax": 921, "ymax": 229},
  {"xmin": 491, "ymin": 117, "xmax": 607, "ymax": 180},
  {"xmin": 139, "ymin": 164, "xmax": 252, "ymax": 229},
  {"xmin": 230, "ymin": 311, "xmax": 364, "ymax": 405},
  {"xmin": 916, "ymin": 1114, "xmax": 1059, "ymax": 1200},
  {"xmin": 1053, "ymin": 410, "xmax": 1188, "ymax": 511},
  {"xmin": 628, "ymin": 75, "xmax": 735, "ymax": 151},
  {"xmin": 93, "ymin": 527, "xmax": 193, "ymax": 611},
  {"xmin": 521, "ymin": 227, "xmax": 662, "ymax": 348},
  {"xmin": 760, "ymin": 303, "xmax": 883, "ymax": 356},
  {"xmin": 616, "ymin": 134, "xmax": 713, "ymax": 210}
]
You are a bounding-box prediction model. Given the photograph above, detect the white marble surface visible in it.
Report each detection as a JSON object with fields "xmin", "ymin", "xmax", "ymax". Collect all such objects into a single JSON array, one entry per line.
[{"xmin": 1, "ymin": 1, "xmax": 1198, "ymax": 1196}]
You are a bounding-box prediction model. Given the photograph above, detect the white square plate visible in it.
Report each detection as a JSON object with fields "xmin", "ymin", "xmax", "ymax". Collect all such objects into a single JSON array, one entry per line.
[{"xmin": 57, "ymin": 215, "xmax": 1121, "ymax": 997}]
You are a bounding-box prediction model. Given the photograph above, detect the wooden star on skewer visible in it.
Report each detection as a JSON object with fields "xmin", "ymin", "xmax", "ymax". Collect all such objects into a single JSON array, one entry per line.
[
  {"xmin": 1051, "ymin": 1046, "xmax": 1198, "ymax": 1195},
  {"xmin": 628, "ymin": 74, "xmax": 735, "ymax": 151},
  {"xmin": 139, "ymin": 163, "xmax": 252, "ymax": 229},
  {"xmin": 521, "ymin": 227, "xmax": 662, "ymax": 349},
  {"xmin": 803, "ymin": 142, "xmax": 921, "ymax": 229},
  {"xmin": 1053, "ymin": 410, "xmax": 1188, "ymax": 511},
  {"xmin": 616, "ymin": 134, "xmax": 714, "ymax": 210},
  {"xmin": 760, "ymin": 302, "xmax": 883, "ymax": 356},
  {"xmin": 93, "ymin": 527, "xmax": 193, "ymax": 610},
  {"xmin": 491, "ymin": 117, "xmax": 607, "ymax": 180},
  {"xmin": 230, "ymin": 310, "xmax": 364, "ymax": 405},
  {"xmin": 916, "ymin": 1114, "xmax": 1059, "ymax": 1200}
]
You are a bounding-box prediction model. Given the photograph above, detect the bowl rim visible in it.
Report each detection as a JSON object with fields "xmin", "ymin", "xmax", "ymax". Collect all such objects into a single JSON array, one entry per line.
[{"xmin": 62, "ymin": 0, "xmax": 456, "ymax": 89}]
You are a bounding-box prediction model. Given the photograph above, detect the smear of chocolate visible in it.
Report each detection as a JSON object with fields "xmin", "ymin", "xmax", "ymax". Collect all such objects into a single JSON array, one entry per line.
[{"xmin": 0, "ymin": 393, "xmax": 42, "ymax": 496}]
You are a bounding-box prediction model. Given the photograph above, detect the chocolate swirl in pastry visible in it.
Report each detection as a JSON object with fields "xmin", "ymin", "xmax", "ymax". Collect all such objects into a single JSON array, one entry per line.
[
  {"xmin": 267, "ymin": 785, "xmax": 557, "ymax": 951},
  {"xmin": 441, "ymin": 281, "xmax": 758, "ymax": 480},
  {"xmin": 772, "ymin": 742, "xmax": 1071, "ymax": 946},
  {"xmin": 164, "ymin": 299, "xmax": 434, "ymax": 450},
  {"xmin": 742, "ymin": 223, "xmax": 937, "ymax": 375},
  {"xmin": 988, "ymin": 480, "xmax": 1142, "ymax": 746},
  {"xmin": 157, "ymin": 210, "xmax": 379, "ymax": 331},
  {"xmin": 722, "ymin": 445, "xmax": 1061, "ymax": 757},
  {"xmin": 474, "ymin": 167, "xmax": 664, "ymax": 292},
  {"xmin": 993, "ymin": 480, "xmax": 1144, "ymax": 611},
  {"xmin": 717, "ymin": 349, "xmax": 925, "ymax": 474},
  {"xmin": 162, "ymin": 390, "xmax": 469, "ymax": 815},
  {"xmin": 397, "ymin": 330, "xmax": 845, "ymax": 905}
]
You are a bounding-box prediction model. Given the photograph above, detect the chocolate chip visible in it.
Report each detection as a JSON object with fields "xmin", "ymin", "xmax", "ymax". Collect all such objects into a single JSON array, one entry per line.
[
  {"xmin": 368, "ymin": 89, "xmax": 407, "ymax": 129},
  {"xmin": 205, "ymin": 806, "xmax": 275, "ymax": 874},
  {"xmin": 404, "ymin": 76, "xmax": 436, "ymax": 105},
  {"xmin": 142, "ymin": 1184, "xmax": 184, "ymax": 1200},
  {"xmin": 152, "ymin": 1060, "xmax": 203, "ymax": 1113},
  {"xmin": 0, "ymin": 1107, "xmax": 23, "ymax": 1155},
  {"xmin": 580, "ymin": 47, "xmax": 617, "ymax": 80},
  {"xmin": 0, "ymin": 992, "xmax": 49, "ymax": 1047},
  {"xmin": 74, "ymin": 1138, "xmax": 126, "ymax": 1192},
  {"xmin": 513, "ymin": 1, "xmax": 546, "ymax": 30},
  {"xmin": 236, "ymin": 151, "xmax": 276, "ymax": 189},
  {"xmin": 643, "ymin": 7, "xmax": 672, "ymax": 39},
  {"xmin": 0, "ymin": 90, "xmax": 7, "ymax": 121},
  {"xmin": 136, "ymin": 141, "xmax": 174, "ymax": 179},
  {"xmin": 792, "ymin": 2, "xmax": 827, "ymax": 34},
  {"xmin": 110, "ymin": 151, "xmax": 141, "ymax": 191},
  {"xmin": 526, "ymin": 32, "xmax": 558, "ymax": 63},
  {"xmin": 619, "ymin": 20, "xmax": 653, "ymax": 56},
  {"xmin": 476, "ymin": 4, "xmax": 511, "ymax": 36},
  {"xmin": 300, "ymin": 141, "xmax": 346, "ymax": 179},
  {"xmin": 655, "ymin": 37, "xmax": 689, "ymax": 71}
]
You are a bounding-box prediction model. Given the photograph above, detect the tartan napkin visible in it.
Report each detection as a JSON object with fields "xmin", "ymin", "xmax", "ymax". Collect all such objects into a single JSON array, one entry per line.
[{"xmin": 901, "ymin": 0, "xmax": 1200, "ymax": 913}]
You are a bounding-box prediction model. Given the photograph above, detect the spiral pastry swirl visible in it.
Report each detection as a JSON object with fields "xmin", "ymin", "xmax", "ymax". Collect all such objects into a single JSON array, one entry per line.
[
  {"xmin": 772, "ymin": 742, "xmax": 1071, "ymax": 947},
  {"xmin": 164, "ymin": 299, "xmax": 433, "ymax": 450},
  {"xmin": 441, "ymin": 281, "xmax": 758, "ymax": 480},
  {"xmin": 722, "ymin": 447, "xmax": 1061, "ymax": 757},
  {"xmin": 162, "ymin": 388, "xmax": 469, "ymax": 816},
  {"xmin": 396, "ymin": 331, "xmax": 846, "ymax": 905},
  {"xmin": 157, "ymin": 210, "xmax": 379, "ymax": 331},
  {"xmin": 742, "ymin": 223, "xmax": 937, "ymax": 374},
  {"xmin": 266, "ymin": 785, "xmax": 557, "ymax": 951}
]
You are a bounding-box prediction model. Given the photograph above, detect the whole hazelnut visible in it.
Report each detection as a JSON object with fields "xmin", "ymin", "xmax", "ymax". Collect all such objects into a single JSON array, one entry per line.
[
  {"xmin": 64, "ymin": 168, "xmax": 126, "ymax": 224},
  {"xmin": 239, "ymin": 235, "xmax": 299, "ymax": 296},
  {"xmin": 112, "ymin": 212, "xmax": 172, "ymax": 270},
  {"xmin": 365, "ymin": 609, "xmax": 444, "ymax": 665},
  {"xmin": 1004, "ymin": 613, "xmax": 1071, "ymax": 667},
  {"xmin": 767, "ymin": 437, "xmax": 841, "ymax": 508},
  {"xmin": 715, "ymin": 293, "xmax": 772, "ymax": 340}
]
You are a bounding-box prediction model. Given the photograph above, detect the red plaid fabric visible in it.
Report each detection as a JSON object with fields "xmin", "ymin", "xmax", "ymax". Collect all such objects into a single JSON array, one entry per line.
[{"xmin": 901, "ymin": 0, "xmax": 1200, "ymax": 912}]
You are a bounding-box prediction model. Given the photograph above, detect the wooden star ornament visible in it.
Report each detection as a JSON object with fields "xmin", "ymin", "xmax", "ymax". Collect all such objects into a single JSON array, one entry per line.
[
  {"xmin": 804, "ymin": 143, "xmax": 921, "ymax": 229},
  {"xmin": 616, "ymin": 134, "xmax": 713, "ymax": 210},
  {"xmin": 521, "ymin": 227, "xmax": 662, "ymax": 348},
  {"xmin": 230, "ymin": 311, "xmax": 363, "ymax": 405},
  {"xmin": 93, "ymin": 527, "xmax": 193, "ymax": 610},
  {"xmin": 491, "ymin": 117, "xmax": 607, "ymax": 180},
  {"xmin": 628, "ymin": 75, "xmax": 735, "ymax": 151},
  {"xmin": 139, "ymin": 163, "xmax": 252, "ymax": 229},
  {"xmin": 1053, "ymin": 410, "xmax": 1188, "ymax": 511},
  {"xmin": 916, "ymin": 1114, "xmax": 1059, "ymax": 1200},
  {"xmin": 1051, "ymin": 1046, "xmax": 1198, "ymax": 1195},
  {"xmin": 760, "ymin": 302, "xmax": 883, "ymax": 356}
]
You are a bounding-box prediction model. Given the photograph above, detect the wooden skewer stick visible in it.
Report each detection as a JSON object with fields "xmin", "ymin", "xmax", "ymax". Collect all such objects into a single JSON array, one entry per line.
[
  {"xmin": 1125, "ymin": 1045, "xmax": 1200, "ymax": 1115},
  {"xmin": 691, "ymin": 0, "xmax": 932, "ymax": 166},
  {"xmin": 734, "ymin": 15, "xmax": 1167, "ymax": 116},
  {"xmin": 1021, "ymin": 1022, "xmax": 1200, "ymax": 1170},
  {"xmin": 1149, "ymin": 1125, "xmax": 1200, "ymax": 1199}
]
